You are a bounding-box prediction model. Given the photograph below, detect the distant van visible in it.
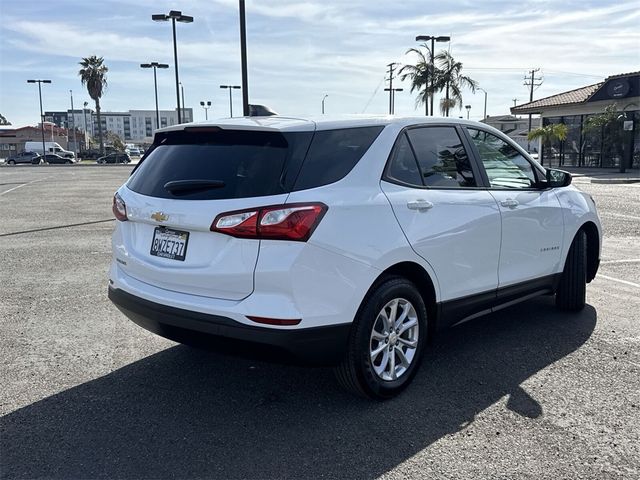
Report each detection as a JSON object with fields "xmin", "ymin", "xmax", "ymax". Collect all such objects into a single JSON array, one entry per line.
[{"xmin": 24, "ymin": 141, "xmax": 75, "ymax": 159}]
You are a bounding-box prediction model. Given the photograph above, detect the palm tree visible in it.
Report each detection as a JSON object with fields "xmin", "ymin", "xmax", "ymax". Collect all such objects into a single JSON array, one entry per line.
[
  {"xmin": 398, "ymin": 44, "xmax": 437, "ymax": 115},
  {"xmin": 527, "ymin": 123, "xmax": 568, "ymax": 165},
  {"xmin": 434, "ymin": 51, "xmax": 477, "ymax": 117},
  {"xmin": 79, "ymin": 56, "xmax": 108, "ymax": 154}
]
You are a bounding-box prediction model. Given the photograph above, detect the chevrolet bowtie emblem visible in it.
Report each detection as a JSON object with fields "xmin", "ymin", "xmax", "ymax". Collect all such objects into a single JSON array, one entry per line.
[{"xmin": 151, "ymin": 211, "xmax": 169, "ymax": 222}]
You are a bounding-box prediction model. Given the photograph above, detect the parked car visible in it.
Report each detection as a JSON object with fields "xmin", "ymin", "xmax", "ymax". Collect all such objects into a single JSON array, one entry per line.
[
  {"xmin": 34, "ymin": 153, "xmax": 76, "ymax": 164},
  {"xmin": 80, "ymin": 149, "xmax": 102, "ymax": 160},
  {"xmin": 6, "ymin": 151, "xmax": 40, "ymax": 165},
  {"xmin": 24, "ymin": 141, "xmax": 75, "ymax": 159},
  {"xmin": 108, "ymin": 116, "xmax": 602, "ymax": 399},
  {"xmin": 96, "ymin": 153, "xmax": 131, "ymax": 164}
]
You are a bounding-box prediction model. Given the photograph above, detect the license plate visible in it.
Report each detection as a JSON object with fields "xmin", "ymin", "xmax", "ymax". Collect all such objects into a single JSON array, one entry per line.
[{"xmin": 150, "ymin": 227, "xmax": 189, "ymax": 261}]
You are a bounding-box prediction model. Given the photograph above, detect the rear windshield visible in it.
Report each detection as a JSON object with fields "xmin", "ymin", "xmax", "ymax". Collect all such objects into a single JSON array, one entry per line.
[
  {"xmin": 127, "ymin": 126, "xmax": 383, "ymax": 200},
  {"xmin": 127, "ymin": 129, "xmax": 313, "ymax": 200}
]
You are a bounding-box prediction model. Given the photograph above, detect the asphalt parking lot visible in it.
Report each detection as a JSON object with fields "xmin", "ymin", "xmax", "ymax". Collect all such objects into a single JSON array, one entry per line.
[{"xmin": 1, "ymin": 165, "xmax": 638, "ymax": 479}]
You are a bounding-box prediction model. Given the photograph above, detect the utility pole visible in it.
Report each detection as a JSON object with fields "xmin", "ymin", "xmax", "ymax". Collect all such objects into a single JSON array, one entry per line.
[
  {"xmin": 524, "ymin": 68, "xmax": 543, "ymax": 152},
  {"xmin": 512, "ymin": 98, "xmax": 518, "ymax": 107},
  {"xmin": 385, "ymin": 62, "xmax": 398, "ymax": 115}
]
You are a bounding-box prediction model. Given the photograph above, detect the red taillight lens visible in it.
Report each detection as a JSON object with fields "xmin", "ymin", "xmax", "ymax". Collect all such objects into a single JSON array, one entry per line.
[
  {"xmin": 112, "ymin": 193, "xmax": 128, "ymax": 221},
  {"xmin": 211, "ymin": 202, "xmax": 327, "ymax": 241},
  {"xmin": 246, "ymin": 316, "xmax": 301, "ymax": 326}
]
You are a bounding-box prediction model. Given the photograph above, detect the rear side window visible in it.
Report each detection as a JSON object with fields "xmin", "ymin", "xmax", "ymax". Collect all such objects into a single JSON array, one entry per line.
[
  {"xmin": 293, "ymin": 126, "xmax": 383, "ymax": 190},
  {"xmin": 406, "ymin": 127, "xmax": 477, "ymax": 188},
  {"xmin": 127, "ymin": 129, "xmax": 313, "ymax": 200},
  {"xmin": 385, "ymin": 132, "xmax": 423, "ymax": 186}
]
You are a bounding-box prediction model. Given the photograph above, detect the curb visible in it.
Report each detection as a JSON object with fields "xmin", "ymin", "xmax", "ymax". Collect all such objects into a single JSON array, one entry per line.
[{"xmin": 591, "ymin": 178, "xmax": 640, "ymax": 184}]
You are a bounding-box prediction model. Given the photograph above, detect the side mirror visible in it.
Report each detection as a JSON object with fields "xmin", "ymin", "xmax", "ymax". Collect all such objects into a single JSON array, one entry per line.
[{"xmin": 546, "ymin": 168, "xmax": 572, "ymax": 188}]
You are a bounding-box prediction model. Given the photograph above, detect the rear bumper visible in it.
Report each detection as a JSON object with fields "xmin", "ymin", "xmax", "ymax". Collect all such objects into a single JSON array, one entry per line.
[{"xmin": 108, "ymin": 286, "xmax": 351, "ymax": 366}]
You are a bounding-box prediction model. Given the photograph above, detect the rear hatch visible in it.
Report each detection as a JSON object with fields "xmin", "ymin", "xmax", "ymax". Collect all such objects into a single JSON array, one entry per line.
[{"xmin": 116, "ymin": 125, "xmax": 314, "ymax": 300}]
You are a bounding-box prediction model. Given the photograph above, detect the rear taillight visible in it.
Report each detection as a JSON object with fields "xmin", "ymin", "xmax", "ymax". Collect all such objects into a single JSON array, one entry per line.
[
  {"xmin": 112, "ymin": 193, "xmax": 128, "ymax": 221},
  {"xmin": 246, "ymin": 316, "xmax": 301, "ymax": 326},
  {"xmin": 211, "ymin": 202, "xmax": 327, "ymax": 241}
]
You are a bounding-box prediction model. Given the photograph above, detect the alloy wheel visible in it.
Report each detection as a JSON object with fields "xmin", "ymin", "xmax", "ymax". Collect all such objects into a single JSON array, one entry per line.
[{"xmin": 369, "ymin": 298, "xmax": 419, "ymax": 381}]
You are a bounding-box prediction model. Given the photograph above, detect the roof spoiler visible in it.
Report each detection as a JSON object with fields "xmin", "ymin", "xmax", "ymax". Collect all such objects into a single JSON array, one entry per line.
[{"xmin": 248, "ymin": 104, "xmax": 278, "ymax": 116}]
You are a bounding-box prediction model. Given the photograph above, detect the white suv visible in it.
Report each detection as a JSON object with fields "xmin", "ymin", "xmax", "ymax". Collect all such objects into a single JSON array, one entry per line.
[{"xmin": 108, "ymin": 116, "xmax": 602, "ymax": 399}]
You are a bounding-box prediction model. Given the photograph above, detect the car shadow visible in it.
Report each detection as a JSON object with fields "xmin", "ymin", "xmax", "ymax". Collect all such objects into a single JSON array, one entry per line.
[{"xmin": 1, "ymin": 296, "xmax": 596, "ymax": 479}]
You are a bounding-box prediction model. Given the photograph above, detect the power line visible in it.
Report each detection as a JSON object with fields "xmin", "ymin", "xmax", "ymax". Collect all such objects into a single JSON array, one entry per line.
[
  {"xmin": 465, "ymin": 67, "xmax": 602, "ymax": 79},
  {"xmin": 362, "ymin": 75, "xmax": 386, "ymax": 114}
]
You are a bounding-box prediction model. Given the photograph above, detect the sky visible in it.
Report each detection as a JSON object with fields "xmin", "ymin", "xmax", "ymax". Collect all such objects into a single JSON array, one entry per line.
[{"xmin": 0, "ymin": 0, "xmax": 639, "ymax": 127}]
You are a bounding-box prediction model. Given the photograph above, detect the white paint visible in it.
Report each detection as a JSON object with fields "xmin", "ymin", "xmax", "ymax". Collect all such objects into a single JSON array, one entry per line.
[
  {"xmin": 598, "ymin": 274, "xmax": 640, "ymax": 289},
  {"xmin": 602, "ymin": 212, "xmax": 640, "ymax": 221},
  {"xmin": 600, "ymin": 259, "xmax": 640, "ymax": 265},
  {"xmin": 0, "ymin": 178, "xmax": 48, "ymax": 197}
]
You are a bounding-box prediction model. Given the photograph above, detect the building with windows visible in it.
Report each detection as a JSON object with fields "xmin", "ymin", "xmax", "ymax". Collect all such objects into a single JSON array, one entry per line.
[
  {"xmin": 481, "ymin": 115, "xmax": 540, "ymax": 152},
  {"xmin": 511, "ymin": 71, "xmax": 639, "ymax": 169},
  {"xmin": 0, "ymin": 123, "xmax": 70, "ymax": 159},
  {"xmin": 43, "ymin": 108, "xmax": 193, "ymax": 144}
]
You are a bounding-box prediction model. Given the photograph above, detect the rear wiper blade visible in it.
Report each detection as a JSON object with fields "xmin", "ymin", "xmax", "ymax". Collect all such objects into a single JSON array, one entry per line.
[{"xmin": 164, "ymin": 179, "xmax": 225, "ymax": 194}]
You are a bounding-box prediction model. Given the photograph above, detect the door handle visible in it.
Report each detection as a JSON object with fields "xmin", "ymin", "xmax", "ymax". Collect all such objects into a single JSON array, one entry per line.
[
  {"xmin": 500, "ymin": 199, "xmax": 519, "ymax": 208},
  {"xmin": 407, "ymin": 200, "xmax": 433, "ymax": 211}
]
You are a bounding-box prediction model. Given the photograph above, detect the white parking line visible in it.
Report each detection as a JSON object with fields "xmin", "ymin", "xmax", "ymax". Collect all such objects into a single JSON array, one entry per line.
[
  {"xmin": 600, "ymin": 259, "xmax": 640, "ymax": 265},
  {"xmin": 0, "ymin": 178, "xmax": 48, "ymax": 196},
  {"xmin": 601, "ymin": 212, "xmax": 640, "ymax": 221},
  {"xmin": 598, "ymin": 274, "xmax": 640, "ymax": 289}
]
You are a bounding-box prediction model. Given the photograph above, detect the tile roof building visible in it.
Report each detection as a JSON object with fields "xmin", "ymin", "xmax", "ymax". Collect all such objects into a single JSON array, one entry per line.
[{"xmin": 511, "ymin": 72, "xmax": 639, "ymax": 169}]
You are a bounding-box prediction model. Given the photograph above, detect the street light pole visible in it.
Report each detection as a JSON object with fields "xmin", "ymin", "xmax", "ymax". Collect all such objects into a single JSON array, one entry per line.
[
  {"xmin": 141, "ymin": 62, "xmax": 170, "ymax": 130},
  {"xmin": 200, "ymin": 101, "xmax": 211, "ymax": 120},
  {"xmin": 27, "ymin": 79, "xmax": 51, "ymax": 163},
  {"xmin": 477, "ymin": 87, "xmax": 487, "ymax": 120},
  {"xmin": 465, "ymin": 105, "xmax": 471, "ymax": 119},
  {"xmin": 152, "ymin": 10, "xmax": 193, "ymax": 124},
  {"xmin": 321, "ymin": 94, "xmax": 328, "ymax": 114},
  {"xmin": 69, "ymin": 90, "xmax": 77, "ymax": 158},
  {"xmin": 415, "ymin": 35, "xmax": 451, "ymax": 116},
  {"xmin": 179, "ymin": 82, "xmax": 186, "ymax": 121},
  {"xmin": 220, "ymin": 85, "xmax": 241, "ymax": 117},
  {"xmin": 239, "ymin": 0, "xmax": 249, "ymax": 116},
  {"xmin": 83, "ymin": 101, "xmax": 89, "ymax": 150}
]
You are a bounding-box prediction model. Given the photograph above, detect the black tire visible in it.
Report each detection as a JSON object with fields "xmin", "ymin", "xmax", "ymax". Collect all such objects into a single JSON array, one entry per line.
[
  {"xmin": 8, "ymin": 160, "xmax": 15, "ymax": 165},
  {"xmin": 556, "ymin": 230, "xmax": 587, "ymax": 311},
  {"xmin": 334, "ymin": 277, "xmax": 428, "ymax": 399}
]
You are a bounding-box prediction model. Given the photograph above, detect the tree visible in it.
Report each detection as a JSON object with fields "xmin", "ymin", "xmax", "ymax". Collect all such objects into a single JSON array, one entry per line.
[
  {"xmin": 398, "ymin": 44, "xmax": 437, "ymax": 115},
  {"xmin": 105, "ymin": 131, "xmax": 125, "ymax": 152},
  {"xmin": 0, "ymin": 113, "xmax": 11, "ymax": 125},
  {"xmin": 527, "ymin": 123, "xmax": 568, "ymax": 165},
  {"xmin": 583, "ymin": 104, "xmax": 631, "ymax": 173},
  {"xmin": 79, "ymin": 56, "xmax": 108, "ymax": 154},
  {"xmin": 434, "ymin": 51, "xmax": 478, "ymax": 117}
]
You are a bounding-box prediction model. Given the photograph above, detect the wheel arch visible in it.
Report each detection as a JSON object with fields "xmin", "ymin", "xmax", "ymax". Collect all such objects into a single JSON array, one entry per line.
[
  {"xmin": 579, "ymin": 221, "xmax": 600, "ymax": 282},
  {"xmin": 365, "ymin": 261, "xmax": 438, "ymax": 337}
]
